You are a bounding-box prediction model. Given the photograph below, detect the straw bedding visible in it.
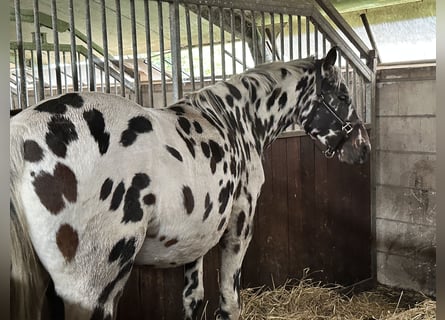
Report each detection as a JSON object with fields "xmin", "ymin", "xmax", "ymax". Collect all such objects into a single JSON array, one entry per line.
[{"xmin": 238, "ymin": 276, "xmax": 435, "ymax": 320}]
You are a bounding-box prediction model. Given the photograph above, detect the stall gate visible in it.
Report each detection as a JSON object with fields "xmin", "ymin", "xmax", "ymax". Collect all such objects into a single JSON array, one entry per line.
[{"xmin": 10, "ymin": 0, "xmax": 376, "ymax": 318}]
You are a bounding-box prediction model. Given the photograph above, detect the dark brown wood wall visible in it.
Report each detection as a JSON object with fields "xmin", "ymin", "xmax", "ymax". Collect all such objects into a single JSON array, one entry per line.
[{"xmin": 117, "ymin": 134, "xmax": 372, "ymax": 320}]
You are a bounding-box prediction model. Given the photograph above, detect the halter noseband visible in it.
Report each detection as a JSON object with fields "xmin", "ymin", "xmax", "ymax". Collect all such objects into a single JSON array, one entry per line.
[{"xmin": 313, "ymin": 60, "xmax": 353, "ymax": 159}]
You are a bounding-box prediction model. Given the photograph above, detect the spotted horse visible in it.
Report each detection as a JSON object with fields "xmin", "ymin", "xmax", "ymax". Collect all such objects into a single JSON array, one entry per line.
[{"xmin": 10, "ymin": 48, "xmax": 370, "ymax": 320}]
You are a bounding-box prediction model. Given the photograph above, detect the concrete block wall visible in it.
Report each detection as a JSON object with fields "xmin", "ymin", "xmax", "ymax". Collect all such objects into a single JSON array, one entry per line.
[{"xmin": 375, "ymin": 65, "xmax": 436, "ymax": 296}]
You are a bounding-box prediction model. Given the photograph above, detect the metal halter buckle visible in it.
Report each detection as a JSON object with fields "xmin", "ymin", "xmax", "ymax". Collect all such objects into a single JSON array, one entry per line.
[
  {"xmin": 323, "ymin": 148, "xmax": 336, "ymax": 158},
  {"xmin": 342, "ymin": 122, "xmax": 353, "ymax": 135}
]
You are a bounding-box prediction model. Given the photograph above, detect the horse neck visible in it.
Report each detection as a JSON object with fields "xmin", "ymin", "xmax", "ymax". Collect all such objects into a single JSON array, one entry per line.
[{"xmin": 188, "ymin": 63, "xmax": 315, "ymax": 155}]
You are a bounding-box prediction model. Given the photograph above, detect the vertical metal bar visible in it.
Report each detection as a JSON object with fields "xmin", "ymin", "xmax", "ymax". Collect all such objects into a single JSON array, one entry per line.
[
  {"xmin": 279, "ymin": 13, "xmax": 284, "ymax": 60},
  {"xmin": 31, "ymin": 51, "xmax": 37, "ymax": 104},
  {"xmin": 157, "ymin": 0, "xmax": 167, "ymax": 106},
  {"xmin": 305, "ymin": 17, "xmax": 310, "ymax": 56},
  {"xmin": 185, "ymin": 5, "xmax": 195, "ymax": 91},
  {"xmin": 209, "ymin": 6, "xmax": 215, "ymax": 84},
  {"xmin": 100, "ymin": 69, "xmax": 104, "ymax": 92},
  {"xmin": 115, "ymin": 0, "xmax": 125, "ymax": 96},
  {"xmin": 47, "ymin": 51, "xmax": 52, "ymax": 96},
  {"xmin": 231, "ymin": 9, "xmax": 236, "ymax": 75},
  {"xmin": 144, "ymin": 0, "xmax": 154, "ymax": 106},
  {"xmin": 361, "ymin": 76, "xmax": 366, "ymax": 121},
  {"xmin": 241, "ymin": 9, "xmax": 246, "ymax": 70},
  {"xmin": 68, "ymin": 0, "xmax": 79, "ymax": 91},
  {"xmin": 50, "ymin": 0, "xmax": 62, "ymax": 94},
  {"xmin": 100, "ymin": 0, "xmax": 110, "ymax": 93},
  {"xmin": 314, "ymin": 22, "xmax": 318, "ymax": 58},
  {"xmin": 78, "ymin": 52, "xmax": 82, "ymax": 91},
  {"xmin": 353, "ymin": 67, "xmax": 357, "ymax": 108},
  {"xmin": 322, "ymin": 33, "xmax": 327, "ymax": 56},
  {"xmin": 251, "ymin": 10, "xmax": 257, "ymax": 65},
  {"xmin": 297, "ymin": 16, "xmax": 302, "ymax": 59},
  {"xmin": 345, "ymin": 59, "xmax": 349, "ymax": 88},
  {"xmin": 33, "ymin": 0, "xmax": 44, "ymax": 101},
  {"xmin": 63, "ymin": 51, "xmax": 68, "ymax": 92},
  {"xmin": 271, "ymin": 13, "xmax": 276, "ymax": 61},
  {"xmin": 261, "ymin": 11, "xmax": 265, "ymax": 63},
  {"xmin": 130, "ymin": 0, "xmax": 140, "ymax": 104},
  {"xmin": 288, "ymin": 15, "xmax": 293, "ymax": 60},
  {"xmin": 169, "ymin": 0, "xmax": 182, "ymax": 101},
  {"xmin": 220, "ymin": 7, "xmax": 225, "ymax": 80},
  {"xmin": 197, "ymin": 5, "xmax": 204, "ymax": 87},
  {"xmin": 14, "ymin": 0, "xmax": 27, "ymax": 108},
  {"xmin": 85, "ymin": 0, "xmax": 95, "ymax": 91},
  {"xmin": 14, "ymin": 50, "xmax": 20, "ymax": 107}
]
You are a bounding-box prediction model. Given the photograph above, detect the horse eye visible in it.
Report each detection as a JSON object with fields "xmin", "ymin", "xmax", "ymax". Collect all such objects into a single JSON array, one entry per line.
[{"xmin": 338, "ymin": 94, "xmax": 348, "ymax": 101}]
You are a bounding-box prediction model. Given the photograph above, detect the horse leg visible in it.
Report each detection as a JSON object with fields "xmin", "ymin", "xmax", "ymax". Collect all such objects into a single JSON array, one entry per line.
[
  {"xmin": 216, "ymin": 196, "xmax": 257, "ymax": 320},
  {"xmin": 183, "ymin": 257, "xmax": 205, "ymax": 320}
]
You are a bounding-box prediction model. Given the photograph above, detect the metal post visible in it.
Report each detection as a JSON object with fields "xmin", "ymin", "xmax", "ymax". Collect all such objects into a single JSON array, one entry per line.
[
  {"xmin": 68, "ymin": 0, "xmax": 79, "ymax": 91},
  {"xmin": 209, "ymin": 6, "xmax": 215, "ymax": 84},
  {"xmin": 297, "ymin": 16, "xmax": 302, "ymax": 59},
  {"xmin": 115, "ymin": 0, "xmax": 125, "ymax": 96},
  {"xmin": 169, "ymin": 0, "xmax": 183, "ymax": 101},
  {"xmin": 197, "ymin": 5, "xmax": 204, "ymax": 87},
  {"xmin": 220, "ymin": 7, "xmax": 226, "ymax": 80},
  {"xmin": 85, "ymin": 0, "xmax": 95, "ymax": 92},
  {"xmin": 279, "ymin": 13, "xmax": 284, "ymax": 60},
  {"xmin": 33, "ymin": 0, "xmax": 45, "ymax": 101},
  {"xmin": 145, "ymin": 0, "xmax": 155, "ymax": 106},
  {"xmin": 130, "ymin": 0, "xmax": 141, "ymax": 104},
  {"xmin": 14, "ymin": 0, "xmax": 27, "ymax": 108},
  {"xmin": 241, "ymin": 9, "xmax": 246, "ymax": 70},
  {"xmin": 231, "ymin": 9, "xmax": 236, "ymax": 74},
  {"xmin": 100, "ymin": 0, "xmax": 110, "ymax": 93},
  {"xmin": 288, "ymin": 15, "xmax": 293, "ymax": 60},
  {"xmin": 185, "ymin": 5, "xmax": 195, "ymax": 91},
  {"xmin": 157, "ymin": 0, "xmax": 167, "ymax": 106},
  {"xmin": 50, "ymin": 0, "xmax": 62, "ymax": 94}
]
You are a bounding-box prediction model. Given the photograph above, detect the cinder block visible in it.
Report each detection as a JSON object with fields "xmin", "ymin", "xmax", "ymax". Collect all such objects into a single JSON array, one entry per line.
[
  {"xmin": 377, "ymin": 252, "xmax": 435, "ymax": 296},
  {"xmin": 378, "ymin": 117, "xmax": 436, "ymax": 153},
  {"xmin": 376, "ymin": 152, "xmax": 436, "ymax": 190},
  {"xmin": 376, "ymin": 185, "xmax": 436, "ymax": 225},
  {"xmin": 376, "ymin": 219, "xmax": 436, "ymax": 257},
  {"xmin": 398, "ymin": 80, "xmax": 436, "ymax": 116}
]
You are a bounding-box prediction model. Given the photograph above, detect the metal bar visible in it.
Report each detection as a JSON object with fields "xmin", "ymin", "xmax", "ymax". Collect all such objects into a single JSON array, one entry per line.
[
  {"xmin": 130, "ymin": 0, "xmax": 140, "ymax": 104},
  {"xmin": 63, "ymin": 51, "xmax": 68, "ymax": 92},
  {"xmin": 31, "ymin": 50, "xmax": 37, "ymax": 104},
  {"xmin": 14, "ymin": 0, "xmax": 27, "ymax": 108},
  {"xmin": 197, "ymin": 5, "xmax": 204, "ymax": 87},
  {"xmin": 157, "ymin": 0, "xmax": 167, "ymax": 106},
  {"xmin": 77, "ymin": 51, "xmax": 82, "ymax": 91},
  {"xmin": 251, "ymin": 10, "xmax": 257, "ymax": 65},
  {"xmin": 47, "ymin": 51, "xmax": 52, "ymax": 96},
  {"xmin": 14, "ymin": 50, "xmax": 20, "ymax": 107},
  {"xmin": 279, "ymin": 13, "xmax": 284, "ymax": 60},
  {"xmin": 288, "ymin": 14, "xmax": 293, "ymax": 60},
  {"xmin": 314, "ymin": 22, "xmax": 318, "ymax": 58},
  {"xmin": 100, "ymin": 0, "xmax": 110, "ymax": 93},
  {"xmin": 50, "ymin": 0, "xmax": 62, "ymax": 94},
  {"xmin": 115, "ymin": 0, "xmax": 125, "ymax": 96},
  {"xmin": 241, "ymin": 10, "xmax": 246, "ymax": 70},
  {"xmin": 360, "ymin": 13, "xmax": 381, "ymax": 64},
  {"xmin": 209, "ymin": 6, "xmax": 215, "ymax": 83},
  {"xmin": 144, "ymin": 0, "xmax": 154, "ymax": 106},
  {"xmin": 314, "ymin": 0, "xmax": 370, "ymax": 60},
  {"xmin": 68, "ymin": 0, "xmax": 79, "ymax": 91},
  {"xmin": 33, "ymin": 0, "xmax": 45, "ymax": 101},
  {"xmin": 352, "ymin": 67, "xmax": 357, "ymax": 108},
  {"xmin": 85, "ymin": 0, "xmax": 95, "ymax": 91},
  {"xmin": 220, "ymin": 7, "xmax": 225, "ymax": 80},
  {"xmin": 231, "ymin": 9, "xmax": 236, "ymax": 75},
  {"xmin": 345, "ymin": 59, "xmax": 349, "ymax": 88},
  {"xmin": 261, "ymin": 11, "xmax": 265, "ymax": 63},
  {"xmin": 185, "ymin": 5, "xmax": 195, "ymax": 91},
  {"xmin": 169, "ymin": 0, "xmax": 183, "ymax": 101},
  {"xmin": 271, "ymin": 13, "xmax": 276, "ymax": 61},
  {"xmin": 297, "ymin": 16, "xmax": 302, "ymax": 59},
  {"xmin": 322, "ymin": 32, "xmax": 326, "ymax": 56},
  {"xmin": 305, "ymin": 16, "xmax": 310, "ymax": 57}
]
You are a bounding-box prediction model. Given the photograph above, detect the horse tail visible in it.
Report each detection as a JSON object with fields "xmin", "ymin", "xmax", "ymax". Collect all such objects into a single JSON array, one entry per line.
[{"xmin": 10, "ymin": 125, "xmax": 49, "ymax": 320}]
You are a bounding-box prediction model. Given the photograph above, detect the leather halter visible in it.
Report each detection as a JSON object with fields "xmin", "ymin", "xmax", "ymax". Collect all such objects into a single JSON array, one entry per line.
[{"xmin": 313, "ymin": 60, "xmax": 353, "ymax": 158}]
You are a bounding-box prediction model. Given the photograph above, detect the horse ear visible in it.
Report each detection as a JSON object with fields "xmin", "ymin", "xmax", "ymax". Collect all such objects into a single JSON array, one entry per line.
[{"xmin": 323, "ymin": 47, "xmax": 337, "ymax": 70}]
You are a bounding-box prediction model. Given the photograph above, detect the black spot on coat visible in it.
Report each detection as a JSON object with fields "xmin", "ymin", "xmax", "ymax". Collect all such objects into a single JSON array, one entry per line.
[
  {"xmin": 110, "ymin": 182, "xmax": 125, "ymax": 211},
  {"xmin": 35, "ymin": 93, "xmax": 84, "ymax": 114},
  {"xmin": 178, "ymin": 117, "xmax": 191, "ymax": 134},
  {"xmin": 98, "ymin": 260, "xmax": 133, "ymax": 305},
  {"xmin": 100, "ymin": 178, "xmax": 113, "ymax": 201},
  {"xmin": 83, "ymin": 109, "xmax": 110, "ymax": 155},
  {"xmin": 166, "ymin": 145, "xmax": 183, "ymax": 162},
  {"xmin": 23, "ymin": 140, "xmax": 44, "ymax": 162},
  {"xmin": 225, "ymin": 82, "xmax": 242, "ymax": 100},
  {"xmin": 183, "ymin": 186, "xmax": 195, "ymax": 214},
  {"xmin": 109, "ymin": 237, "xmax": 137, "ymax": 267},
  {"xmin": 46, "ymin": 115, "xmax": 78, "ymax": 158},
  {"xmin": 120, "ymin": 116, "xmax": 152, "ymax": 146}
]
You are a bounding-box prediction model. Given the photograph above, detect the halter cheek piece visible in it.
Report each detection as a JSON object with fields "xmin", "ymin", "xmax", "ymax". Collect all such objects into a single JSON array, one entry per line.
[{"xmin": 313, "ymin": 60, "xmax": 353, "ymax": 159}]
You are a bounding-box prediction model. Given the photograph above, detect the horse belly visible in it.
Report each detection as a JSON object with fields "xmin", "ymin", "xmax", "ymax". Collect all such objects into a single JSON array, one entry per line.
[{"xmin": 134, "ymin": 218, "xmax": 223, "ymax": 267}]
